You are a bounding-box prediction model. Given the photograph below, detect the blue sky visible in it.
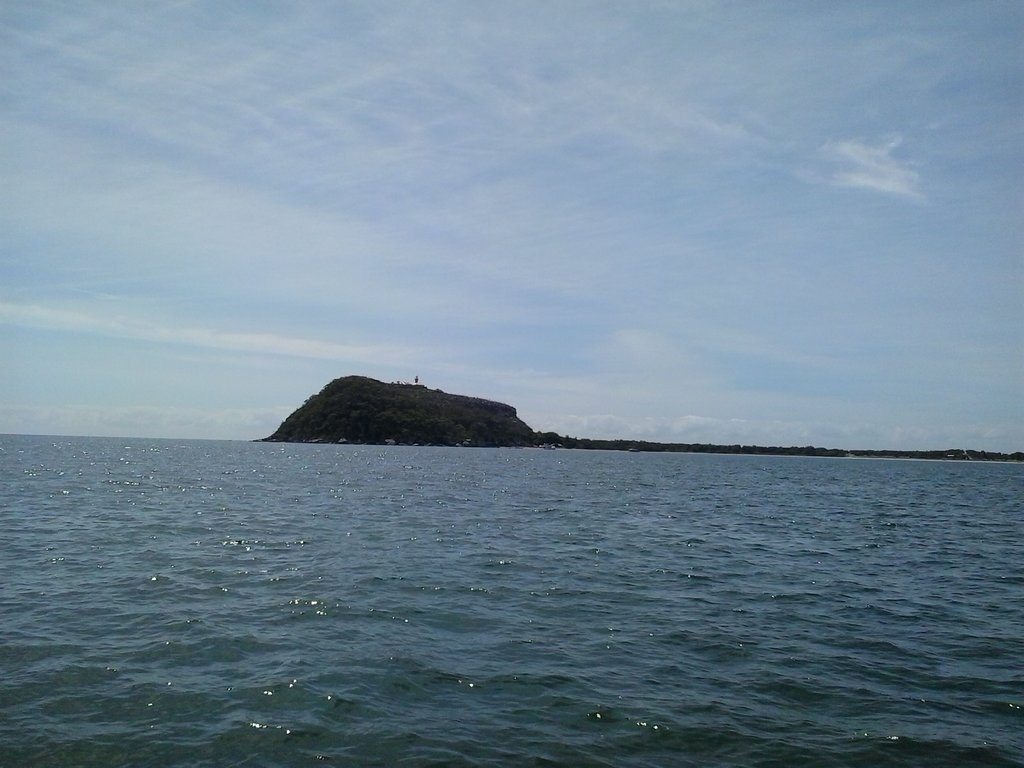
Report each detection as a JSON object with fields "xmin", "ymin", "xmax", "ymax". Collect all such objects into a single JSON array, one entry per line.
[{"xmin": 2, "ymin": 2, "xmax": 1021, "ymax": 450}]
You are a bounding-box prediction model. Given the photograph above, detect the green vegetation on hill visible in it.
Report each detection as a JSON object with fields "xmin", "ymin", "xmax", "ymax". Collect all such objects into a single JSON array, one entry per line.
[{"xmin": 263, "ymin": 376, "xmax": 536, "ymax": 447}]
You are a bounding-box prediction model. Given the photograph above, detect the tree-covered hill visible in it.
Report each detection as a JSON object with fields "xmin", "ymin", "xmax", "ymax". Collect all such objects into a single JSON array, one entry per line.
[{"xmin": 263, "ymin": 376, "xmax": 536, "ymax": 447}]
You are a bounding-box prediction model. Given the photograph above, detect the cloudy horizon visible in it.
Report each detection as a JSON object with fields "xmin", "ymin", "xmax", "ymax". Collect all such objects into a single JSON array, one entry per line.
[{"xmin": 2, "ymin": 2, "xmax": 1021, "ymax": 451}]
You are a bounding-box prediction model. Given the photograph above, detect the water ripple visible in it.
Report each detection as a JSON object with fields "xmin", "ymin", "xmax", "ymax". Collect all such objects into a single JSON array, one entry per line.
[{"xmin": 1, "ymin": 436, "xmax": 1021, "ymax": 766}]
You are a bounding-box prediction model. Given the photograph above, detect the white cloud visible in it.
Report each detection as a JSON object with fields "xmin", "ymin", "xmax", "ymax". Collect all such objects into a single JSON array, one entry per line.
[
  {"xmin": 823, "ymin": 136, "xmax": 922, "ymax": 199},
  {"xmin": 2, "ymin": 4, "xmax": 1019, "ymax": 451},
  {"xmin": 0, "ymin": 403, "xmax": 289, "ymax": 440},
  {"xmin": 538, "ymin": 412, "xmax": 822, "ymax": 445},
  {"xmin": 0, "ymin": 301, "xmax": 421, "ymax": 366},
  {"xmin": 528, "ymin": 411, "xmax": 1023, "ymax": 453}
]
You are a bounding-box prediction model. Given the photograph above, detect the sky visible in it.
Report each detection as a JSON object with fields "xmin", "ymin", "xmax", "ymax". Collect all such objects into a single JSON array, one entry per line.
[{"xmin": 2, "ymin": 1, "xmax": 1022, "ymax": 451}]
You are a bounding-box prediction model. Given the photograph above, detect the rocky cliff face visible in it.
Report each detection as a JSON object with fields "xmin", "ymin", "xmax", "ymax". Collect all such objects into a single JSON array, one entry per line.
[{"xmin": 263, "ymin": 376, "xmax": 537, "ymax": 447}]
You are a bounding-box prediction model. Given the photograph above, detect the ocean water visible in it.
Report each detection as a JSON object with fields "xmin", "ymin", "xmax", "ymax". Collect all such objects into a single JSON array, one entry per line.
[{"xmin": 1, "ymin": 435, "xmax": 1021, "ymax": 768}]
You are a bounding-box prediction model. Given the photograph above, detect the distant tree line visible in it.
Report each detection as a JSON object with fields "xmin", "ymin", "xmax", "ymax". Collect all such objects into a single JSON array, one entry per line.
[{"xmin": 532, "ymin": 433, "xmax": 1023, "ymax": 462}]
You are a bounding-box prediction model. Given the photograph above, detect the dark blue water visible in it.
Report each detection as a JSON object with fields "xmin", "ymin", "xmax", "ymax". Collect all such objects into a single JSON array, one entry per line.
[{"xmin": 1, "ymin": 435, "xmax": 1021, "ymax": 767}]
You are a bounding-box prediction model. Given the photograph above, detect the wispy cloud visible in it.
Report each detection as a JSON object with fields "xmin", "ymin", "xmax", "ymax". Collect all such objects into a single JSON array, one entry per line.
[
  {"xmin": 2, "ymin": 3, "xmax": 1020, "ymax": 450},
  {"xmin": 823, "ymin": 136, "xmax": 922, "ymax": 199},
  {"xmin": 0, "ymin": 403, "xmax": 290, "ymax": 440},
  {"xmin": 0, "ymin": 301, "xmax": 421, "ymax": 366}
]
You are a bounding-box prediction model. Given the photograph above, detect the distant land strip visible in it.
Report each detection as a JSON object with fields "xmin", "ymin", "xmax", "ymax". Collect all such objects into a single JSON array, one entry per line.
[
  {"xmin": 262, "ymin": 376, "xmax": 1023, "ymax": 462},
  {"xmin": 525, "ymin": 435, "xmax": 1023, "ymax": 462}
]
